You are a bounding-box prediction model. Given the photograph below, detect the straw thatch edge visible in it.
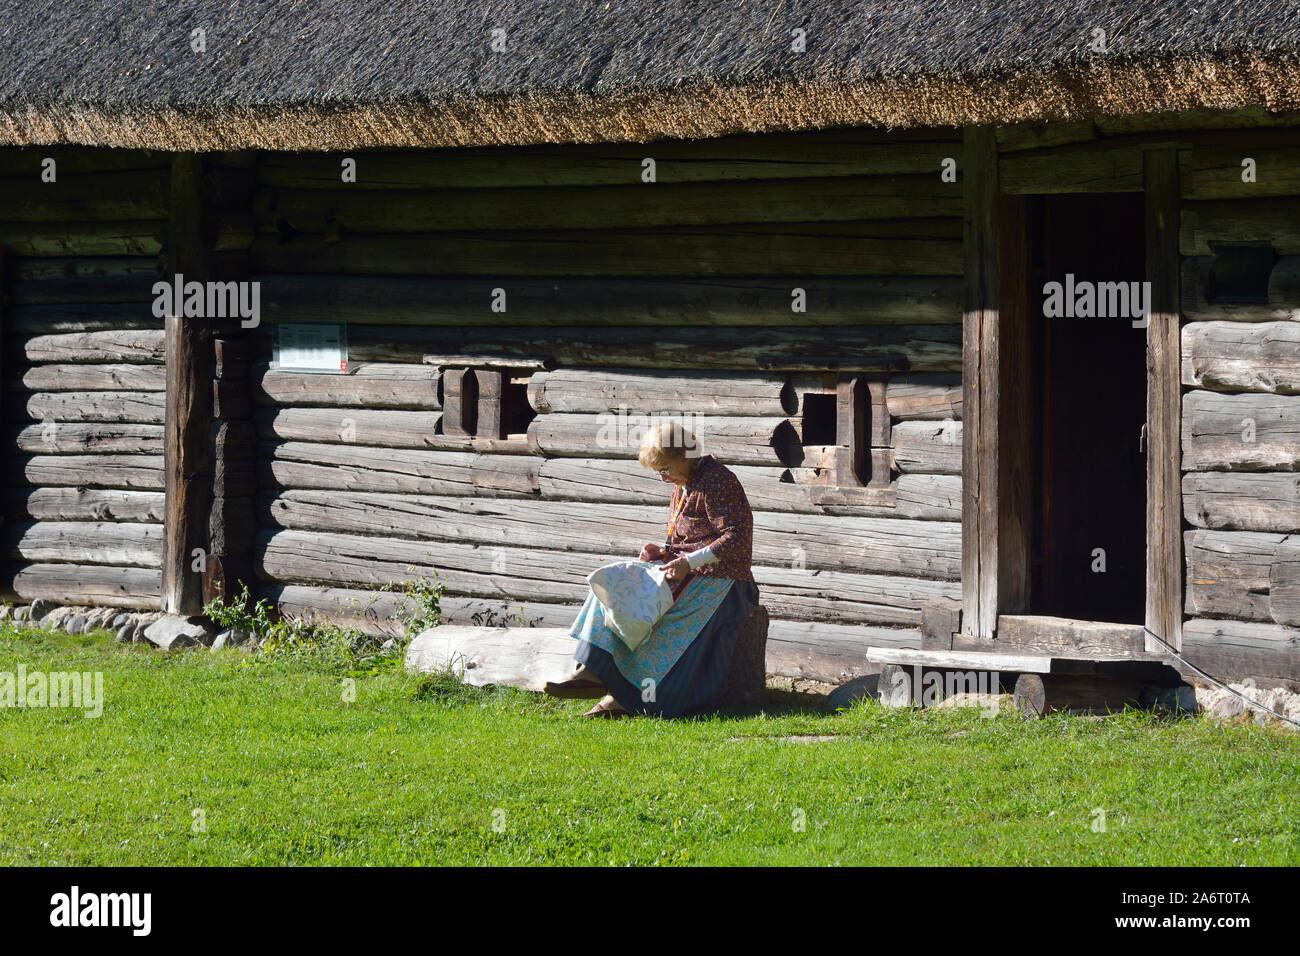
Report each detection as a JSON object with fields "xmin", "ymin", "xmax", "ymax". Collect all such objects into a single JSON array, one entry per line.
[{"xmin": 3, "ymin": 51, "xmax": 1300, "ymax": 150}]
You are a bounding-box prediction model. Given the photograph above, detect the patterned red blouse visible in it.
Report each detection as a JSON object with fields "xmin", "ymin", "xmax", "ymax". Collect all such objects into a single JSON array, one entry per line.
[{"xmin": 663, "ymin": 455, "xmax": 754, "ymax": 581}]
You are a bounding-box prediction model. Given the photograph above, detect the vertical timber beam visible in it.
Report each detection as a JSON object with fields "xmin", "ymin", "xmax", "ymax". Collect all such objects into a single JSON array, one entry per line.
[
  {"xmin": 163, "ymin": 153, "xmax": 214, "ymax": 615},
  {"xmin": 1144, "ymin": 147, "xmax": 1184, "ymax": 652},
  {"xmin": 0, "ymin": 248, "xmax": 5, "ymax": 542},
  {"xmin": 961, "ymin": 126, "xmax": 1000, "ymax": 640},
  {"xmin": 962, "ymin": 127, "xmax": 1031, "ymax": 640},
  {"xmin": 997, "ymin": 192, "xmax": 1031, "ymax": 618}
]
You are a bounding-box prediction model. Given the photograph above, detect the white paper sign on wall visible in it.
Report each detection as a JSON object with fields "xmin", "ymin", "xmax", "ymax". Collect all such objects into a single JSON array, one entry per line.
[{"xmin": 274, "ymin": 323, "xmax": 349, "ymax": 373}]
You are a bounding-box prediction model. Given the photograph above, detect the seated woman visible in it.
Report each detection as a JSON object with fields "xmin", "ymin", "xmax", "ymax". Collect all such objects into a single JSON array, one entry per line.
[{"xmin": 544, "ymin": 421, "xmax": 759, "ymax": 718}]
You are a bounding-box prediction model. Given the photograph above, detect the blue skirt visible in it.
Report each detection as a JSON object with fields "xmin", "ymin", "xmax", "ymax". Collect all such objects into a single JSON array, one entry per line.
[{"xmin": 573, "ymin": 579, "xmax": 760, "ymax": 719}]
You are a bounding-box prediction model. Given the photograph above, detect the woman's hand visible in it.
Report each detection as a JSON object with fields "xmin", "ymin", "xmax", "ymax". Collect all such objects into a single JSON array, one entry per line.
[
  {"xmin": 658, "ymin": 556, "xmax": 690, "ymax": 582},
  {"xmin": 639, "ymin": 542, "xmax": 665, "ymax": 562}
]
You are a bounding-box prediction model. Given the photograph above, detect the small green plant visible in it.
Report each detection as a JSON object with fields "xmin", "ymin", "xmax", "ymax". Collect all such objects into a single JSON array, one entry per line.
[
  {"xmin": 203, "ymin": 582, "xmax": 275, "ymax": 637},
  {"xmin": 376, "ymin": 565, "xmax": 445, "ymax": 637},
  {"xmin": 203, "ymin": 582, "xmax": 390, "ymax": 674}
]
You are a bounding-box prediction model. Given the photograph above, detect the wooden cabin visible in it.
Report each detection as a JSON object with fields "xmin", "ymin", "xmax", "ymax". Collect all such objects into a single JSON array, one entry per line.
[{"xmin": 1, "ymin": 2, "xmax": 1297, "ymax": 690}]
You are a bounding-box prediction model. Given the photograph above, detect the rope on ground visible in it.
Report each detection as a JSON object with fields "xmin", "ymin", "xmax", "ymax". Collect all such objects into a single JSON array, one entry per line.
[{"xmin": 1142, "ymin": 626, "xmax": 1300, "ymax": 729}]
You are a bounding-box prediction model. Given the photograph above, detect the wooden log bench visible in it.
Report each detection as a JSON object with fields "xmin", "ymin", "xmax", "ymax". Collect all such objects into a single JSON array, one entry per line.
[
  {"xmin": 405, "ymin": 606, "xmax": 770, "ymax": 715},
  {"xmin": 865, "ymin": 646, "xmax": 1184, "ymax": 717}
]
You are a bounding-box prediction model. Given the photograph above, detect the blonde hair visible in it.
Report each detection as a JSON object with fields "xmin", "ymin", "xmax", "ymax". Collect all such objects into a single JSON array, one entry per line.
[{"xmin": 637, "ymin": 419, "xmax": 699, "ymax": 470}]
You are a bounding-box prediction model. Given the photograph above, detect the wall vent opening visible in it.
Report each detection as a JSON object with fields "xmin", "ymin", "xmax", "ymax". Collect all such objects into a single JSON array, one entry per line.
[{"xmin": 1208, "ymin": 241, "xmax": 1276, "ymax": 304}]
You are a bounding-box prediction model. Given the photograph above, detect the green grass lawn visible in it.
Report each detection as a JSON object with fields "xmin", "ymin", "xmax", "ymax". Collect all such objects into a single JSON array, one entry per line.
[{"xmin": 1, "ymin": 622, "xmax": 1297, "ymax": 866}]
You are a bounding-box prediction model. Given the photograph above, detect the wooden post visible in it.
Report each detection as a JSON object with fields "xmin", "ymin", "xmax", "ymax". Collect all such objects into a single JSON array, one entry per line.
[
  {"xmin": 442, "ymin": 368, "xmax": 476, "ymax": 436},
  {"xmin": 962, "ymin": 127, "xmax": 1031, "ymax": 640},
  {"xmin": 474, "ymin": 368, "xmax": 505, "ymax": 440},
  {"xmin": 1144, "ymin": 147, "xmax": 1184, "ymax": 652},
  {"xmin": 162, "ymin": 154, "xmax": 214, "ymax": 616},
  {"xmin": 0, "ymin": 247, "xmax": 5, "ymax": 545}
]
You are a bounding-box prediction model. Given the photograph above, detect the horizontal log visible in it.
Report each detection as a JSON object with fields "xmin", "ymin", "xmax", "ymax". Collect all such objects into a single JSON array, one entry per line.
[
  {"xmin": 1179, "ymin": 256, "xmax": 1300, "ymax": 322},
  {"xmin": 0, "ymin": 170, "xmax": 169, "ymax": 221},
  {"xmin": 1013, "ymin": 673, "xmax": 1150, "ymax": 718},
  {"xmin": 1182, "ymin": 144, "xmax": 1300, "ymax": 199},
  {"xmin": 891, "ymin": 420, "xmax": 962, "ymax": 474},
  {"xmin": 308, "ymin": 323, "xmax": 963, "ymax": 372},
  {"xmin": 0, "ymin": 148, "xmax": 169, "ymax": 176},
  {"xmin": 1, "ymin": 562, "xmax": 162, "ymax": 609},
  {"xmin": 5, "ymin": 520, "xmax": 163, "ymax": 568},
  {"xmin": 253, "ymin": 407, "xmax": 442, "ymax": 447},
  {"xmin": 885, "ymin": 373, "xmax": 963, "ymax": 420},
  {"xmin": 1184, "ymin": 529, "xmax": 1291, "ymax": 622},
  {"xmin": 472, "ymin": 453, "xmax": 540, "ymax": 495},
  {"xmin": 254, "ymin": 362, "xmax": 441, "ymax": 409},
  {"xmin": 1000, "ymin": 143, "xmax": 1143, "ymax": 194},
  {"xmin": 11, "ymin": 363, "xmax": 167, "ymax": 392},
  {"xmin": 1271, "ymin": 553, "xmax": 1300, "ymax": 627},
  {"xmin": 12, "ymin": 422, "xmax": 163, "ymax": 453},
  {"xmin": 17, "ymin": 328, "xmax": 166, "ymax": 362},
  {"xmin": 251, "ymin": 221, "xmax": 964, "ymax": 277},
  {"xmin": 18, "ymin": 454, "xmax": 164, "ymax": 489},
  {"xmin": 994, "ymin": 615, "xmax": 1147, "ymax": 656},
  {"xmin": 533, "ymin": 455, "xmax": 959, "ymax": 520},
  {"xmin": 254, "ymin": 132, "xmax": 959, "ymax": 189},
  {"xmin": 527, "ymin": 412, "xmax": 802, "ymax": 466},
  {"xmin": 257, "ymin": 528, "xmax": 590, "ymax": 603},
  {"xmin": 256, "ymin": 176, "xmax": 961, "ymax": 234},
  {"xmin": 0, "ymin": 220, "xmax": 166, "ymax": 256},
  {"xmin": 1181, "ymin": 199, "xmax": 1300, "ymax": 256},
  {"xmin": 1181, "ymin": 618, "xmax": 1300, "ymax": 683},
  {"xmin": 5, "ymin": 487, "xmax": 165, "ymax": 523},
  {"xmin": 995, "ymin": 120, "xmax": 1098, "ymax": 152},
  {"xmin": 534, "ymin": 456, "xmax": 802, "ymax": 508},
  {"xmin": 1183, "ymin": 472, "xmax": 1300, "ymax": 532},
  {"xmin": 753, "ymin": 566, "xmax": 960, "ymax": 626},
  {"xmin": 527, "ymin": 368, "xmax": 796, "ymax": 416},
  {"xmin": 259, "ymin": 441, "xmax": 535, "ymax": 497},
  {"xmin": 1097, "ymin": 109, "xmax": 1300, "ymax": 135},
  {"xmin": 1181, "ymin": 321, "xmax": 1300, "ymax": 394},
  {"xmin": 257, "ymin": 273, "xmax": 963, "ymax": 327},
  {"xmin": 1182, "ymin": 391, "xmax": 1300, "ymax": 471},
  {"xmin": 262, "ymin": 583, "xmax": 580, "ymax": 637},
  {"xmin": 16, "ymin": 391, "xmax": 165, "ymax": 424},
  {"xmin": 7, "ymin": 256, "xmax": 161, "ymax": 305},
  {"xmin": 259, "ymin": 489, "xmax": 961, "ymax": 578},
  {"xmin": 763, "ymin": 620, "xmax": 916, "ymax": 683},
  {"xmin": 890, "ymin": 474, "xmax": 962, "ymax": 521},
  {"xmin": 7, "ymin": 303, "xmax": 162, "ymax": 335}
]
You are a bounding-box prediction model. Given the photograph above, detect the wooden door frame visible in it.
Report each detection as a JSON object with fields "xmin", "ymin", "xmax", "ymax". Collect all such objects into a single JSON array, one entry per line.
[{"xmin": 960, "ymin": 128, "xmax": 1183, "ymax": 649}]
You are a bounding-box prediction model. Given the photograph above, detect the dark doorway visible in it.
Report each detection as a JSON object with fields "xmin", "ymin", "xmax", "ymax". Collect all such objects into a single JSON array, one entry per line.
[{"xmin": 1026, "ymin": 194, "xmax": 1147, "ymax": 624}]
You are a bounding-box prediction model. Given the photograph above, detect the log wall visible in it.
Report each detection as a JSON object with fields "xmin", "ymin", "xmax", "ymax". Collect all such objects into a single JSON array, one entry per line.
[
  {"xmin": 0, "ymin": 147, "xmax": 170, "ymax": 609},
  {"xmin": 247, "ymin": 129, "xmax": 967, "ymax": 681},
  {"xmin": 1172, "ymin": 133, "xmax": 1300, "ymax": 684}
]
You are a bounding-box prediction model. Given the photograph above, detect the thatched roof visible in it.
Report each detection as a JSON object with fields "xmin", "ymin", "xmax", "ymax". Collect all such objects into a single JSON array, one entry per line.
[{"xmin": 3, "ymin": 0, "xmax": 1300, "ymax": 149}]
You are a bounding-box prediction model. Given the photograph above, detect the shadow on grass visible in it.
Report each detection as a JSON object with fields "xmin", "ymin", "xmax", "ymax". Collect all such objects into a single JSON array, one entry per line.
[{"xmin": 410, "ymin": 666, "xmax": 838, "ymax": 721}]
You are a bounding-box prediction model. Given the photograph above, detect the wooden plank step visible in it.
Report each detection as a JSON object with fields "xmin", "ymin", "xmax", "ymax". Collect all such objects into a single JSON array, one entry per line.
[{"xmin": 865, "ymin": 646, "xmax": 1171, "ymax": 675}]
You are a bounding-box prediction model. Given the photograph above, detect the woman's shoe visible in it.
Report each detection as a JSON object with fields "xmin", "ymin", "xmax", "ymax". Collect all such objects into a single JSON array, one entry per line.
[
  {"xmin": 542, "ymin": 673, "xmax": 606, "ymax": 698},
  {"xmin": 581, "ymin": 697, "xmax": 631, "ymax": 719}
]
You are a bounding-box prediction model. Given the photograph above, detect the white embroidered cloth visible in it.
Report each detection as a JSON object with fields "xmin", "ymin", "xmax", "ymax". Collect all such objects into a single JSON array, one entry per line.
[{"xmin": 586, "ymin": 561, "xmax": 675, "ymax": 652}]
